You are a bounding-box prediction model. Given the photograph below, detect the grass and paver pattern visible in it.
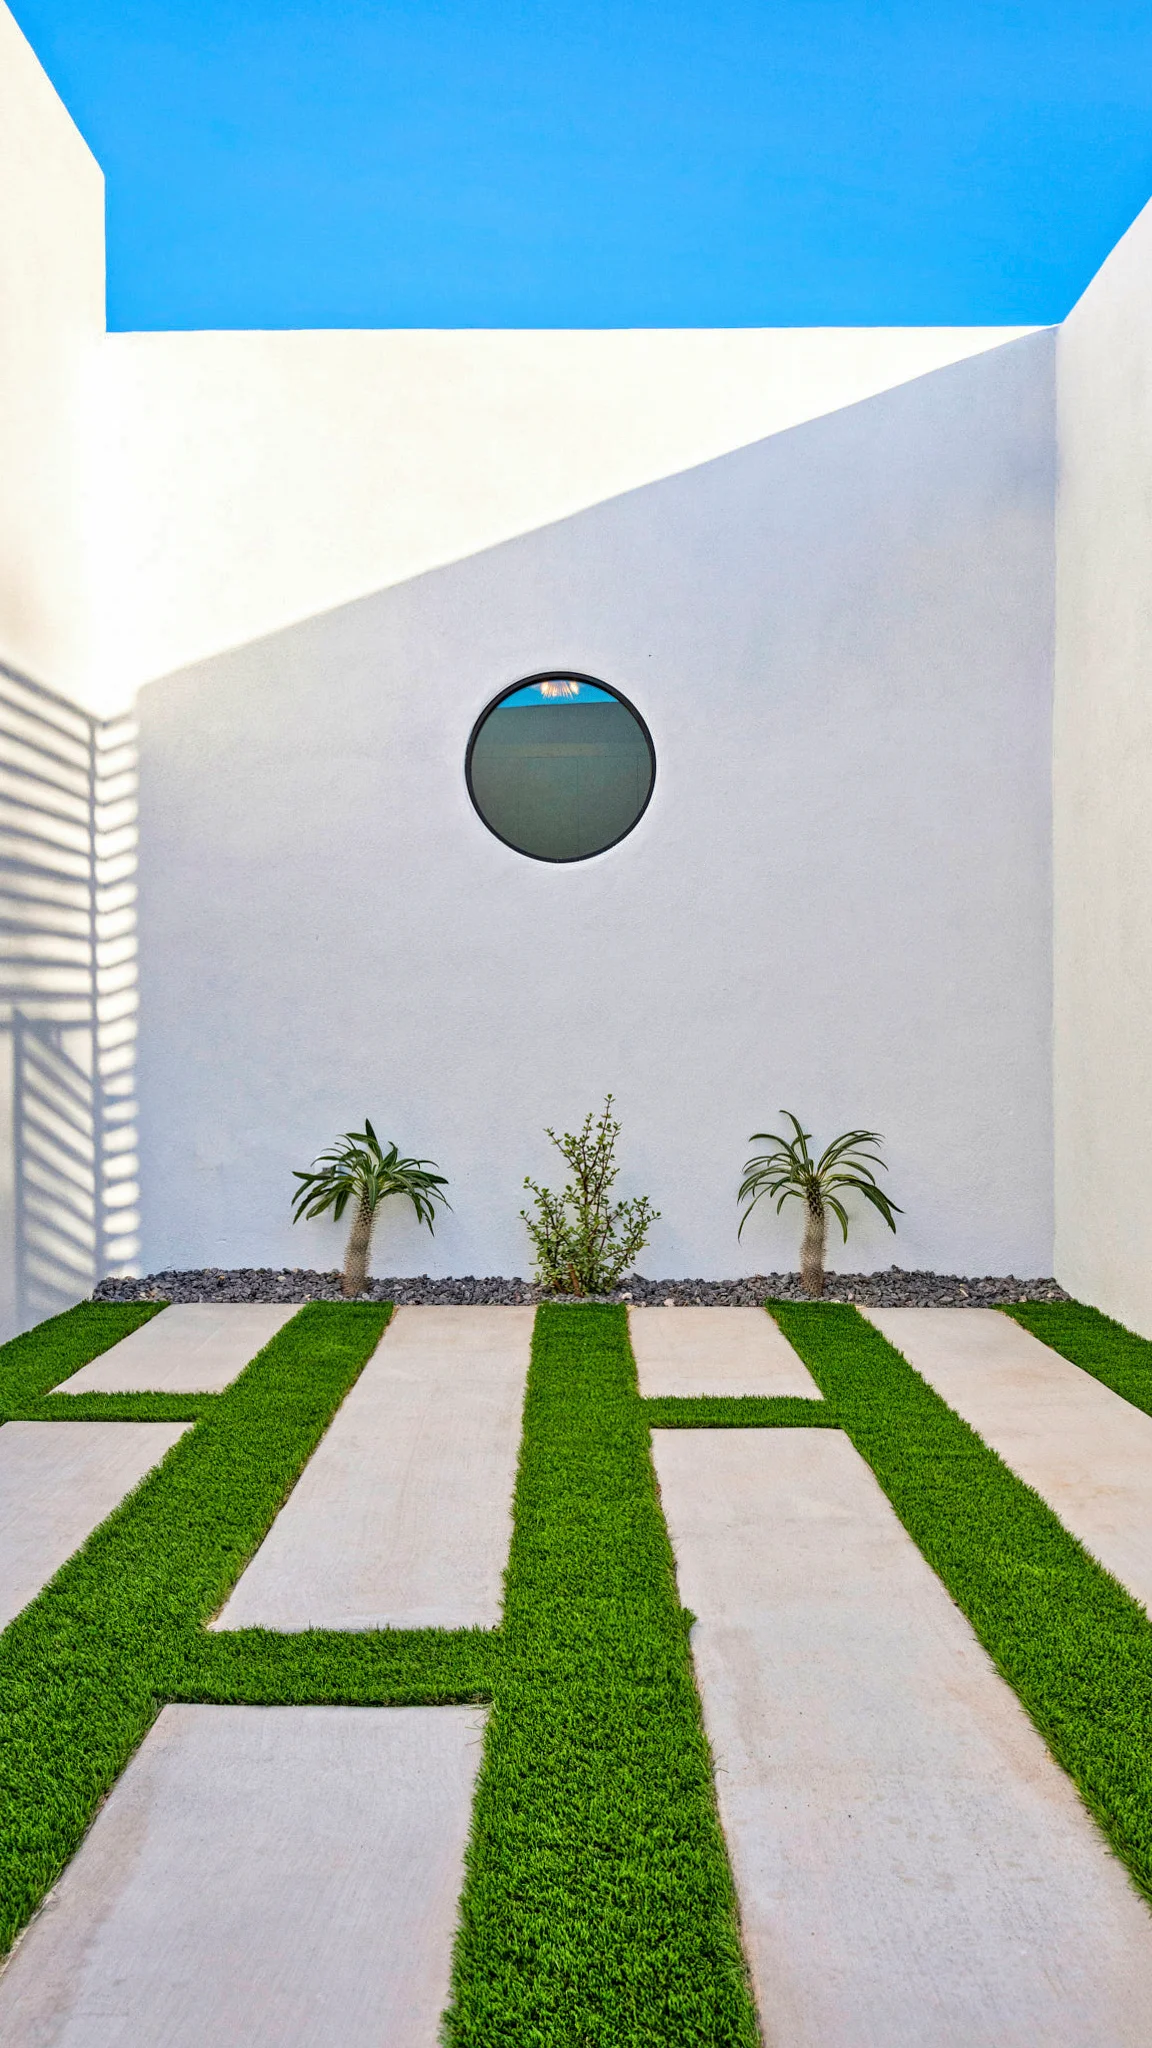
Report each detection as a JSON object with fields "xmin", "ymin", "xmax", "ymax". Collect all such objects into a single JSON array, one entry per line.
[
  {"xmin": 0, "ymin": 1297, "xmax": 760, "ymax": 2044},
  {"xmin": 1003, "ymin": 1299, "xmax": 1152, "ymax": 1418},
  {"xmin": 0, "ymin": 1301, "xmax": 499, "ymax": 1955},
  {"xmin": 444, "ymin": 1302, "xmax": 759, "ymax": 2047},
  {"xmin": 9, "ymin": 1294, "xmax": 1152, "ymax": 2032},
  {"xmin": 0, "ymin": 1302, "xmax": 164, "ymax": 1415},
  {"xmin": 771, "ymin": 1300, "xmax": 1152, "ymax": 1905}
]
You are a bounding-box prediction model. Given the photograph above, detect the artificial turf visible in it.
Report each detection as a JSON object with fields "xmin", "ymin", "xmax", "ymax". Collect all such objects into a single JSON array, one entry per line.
[
  {"xmin": 0, "ymin": 1297, "xmax": 758, "ymax": 2035},
  {"xmin": 443, "ymin": 1302, "xmax": 759, "ymax": 2047},
  {"xmin": 0, "ymin": 1299, "xmax": 498, "ymax": 1956},
  {"xmin": 1003, "ymin": 1299, "xmax": 1152, "ymax": 1417},
  {"xmin": 171, "ymin": 1624, "xmax": 502, "ymax": 1707},
  {"xmin": 11, "ymin": 1290, "xmax": 1152, "ymax": 2031},
  {"xmin": 771, "ymin": 1300, "xmax": 1152, "ymax": 1903},
  {"xmin": 20, "ymin": 1391, "xmax": 217, "ymax": 1422},
  {"xmin": 642, "ymin": 1392, "xmax": 836, "ymax": 1429},
  {"xmin": 0, "ymin": 1301, "xmax": 164, "ymax": 1414}
]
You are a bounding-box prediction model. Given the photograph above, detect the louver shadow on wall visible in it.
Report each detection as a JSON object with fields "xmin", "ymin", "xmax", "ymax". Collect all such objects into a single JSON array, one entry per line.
[{"xmin": 0, "ymin": 664, "xmax": 139, "ymax": 1338}]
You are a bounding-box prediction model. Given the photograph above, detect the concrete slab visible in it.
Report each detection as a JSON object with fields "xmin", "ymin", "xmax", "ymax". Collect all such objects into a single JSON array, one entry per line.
[
  {"xmin": 0, "ymin": 1703, "xmax": 484, "ymax": 2048},
  {"xmin": 866, "ymin": 1306, "xmax": 1152, "ymax": 1614},
  {"xmin": 653, "ymin": 1427, "xmax": 1152, "ymax": 2047},
  {"xmin": 55, "ymin": 1303, "xmax": 299, "ymax": 1395},
  {"xmin": 215, "ymin": 1305, "xmax": 532, "ymax": 1631},
  {"xmin": 0, "ymin": 1422, "xmax": 190, "ymax": 1631},
  {"xmin": 628, "ymin": 1305, "xmax": 820, "ymax": 1398}
]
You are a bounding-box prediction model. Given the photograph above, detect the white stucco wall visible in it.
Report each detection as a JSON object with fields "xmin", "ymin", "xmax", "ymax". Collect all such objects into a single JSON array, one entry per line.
[
  {"xmin": 0, "ymin": 0, "xmax": 1037, "ymax": 719},
  {"xmin": 88, "ymin": 325, "xmax": 1036, "ymax": 713},
  {"xmin": 1054, "ymin": 197, "xmax": 1152, "ymax": 1332},
  {"xmin": 137, "ymin": 332, "xmax": 1055, "ymax": 1282},
  {"xmin": 0, "ymin": 0, "xmax": 103, "ymax": 693}
]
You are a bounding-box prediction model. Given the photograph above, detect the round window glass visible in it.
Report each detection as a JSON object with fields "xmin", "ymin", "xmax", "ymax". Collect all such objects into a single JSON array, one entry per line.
[{"xmin": 466, "ymin": 673, "xmax": 655, "ymax": 862}]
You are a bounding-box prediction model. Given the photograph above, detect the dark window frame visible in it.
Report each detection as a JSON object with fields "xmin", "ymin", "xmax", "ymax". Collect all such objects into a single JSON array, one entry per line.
[{"xmin": 464, "ymin": 671, "xmax": 656, "ymax": 864}]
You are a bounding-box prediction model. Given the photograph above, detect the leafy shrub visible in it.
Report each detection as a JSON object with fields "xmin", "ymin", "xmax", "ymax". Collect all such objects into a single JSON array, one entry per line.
[{"xmin": 521, "ymin": 1097, "xmax": 659, "ymax": 1295}]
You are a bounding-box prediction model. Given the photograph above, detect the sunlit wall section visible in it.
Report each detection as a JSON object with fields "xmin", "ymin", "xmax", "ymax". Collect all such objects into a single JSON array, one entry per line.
[
  {"xmin": 0, "ymin": 1, "xmax": 104, "ymax": 701},
  {"xmin": 1054, "ymin": 194, "xmax": 1152, "ymax": 1335},
  {"xmin": 0, "ymin": 664, "xmax": 138, "ymax": 1337}
]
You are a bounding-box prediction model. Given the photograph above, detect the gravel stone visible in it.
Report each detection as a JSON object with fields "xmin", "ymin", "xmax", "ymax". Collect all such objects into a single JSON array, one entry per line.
[{"xmin": 92, "ymin": 1266, "xmax": 1069, "ymax": 1308}]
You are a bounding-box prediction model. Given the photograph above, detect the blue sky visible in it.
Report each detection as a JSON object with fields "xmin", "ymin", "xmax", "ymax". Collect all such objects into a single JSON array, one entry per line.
[{"xmin": 15, "ymin": 0, "xmax": 1152, "ymax": 330}]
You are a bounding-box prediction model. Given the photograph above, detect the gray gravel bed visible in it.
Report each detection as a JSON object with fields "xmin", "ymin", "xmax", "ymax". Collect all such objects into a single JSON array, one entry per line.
[{"xmin": 93, "ymin": 1266, "xmax": 1068, "ymax": 1307}]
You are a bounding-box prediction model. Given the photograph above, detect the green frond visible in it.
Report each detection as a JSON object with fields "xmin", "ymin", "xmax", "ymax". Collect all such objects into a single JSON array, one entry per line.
[
  {"xmin": 815, "ymin": 1129, "xmax": 884, "ymax": 1174},
  {"xmin": 737, "ymin": 1111, "xmax": 900, "ymax": 1254},
  {"xmin": 290, "ymin": 1121, "xmax": 450, "ymax": 1236},
  {"xmin": 823, "ymin": 1162, "xmax": 881, "ymax": 1191},
  {"xmin": 848, "ymin": 1179, "xmax": 902, "ymax": 1230}
]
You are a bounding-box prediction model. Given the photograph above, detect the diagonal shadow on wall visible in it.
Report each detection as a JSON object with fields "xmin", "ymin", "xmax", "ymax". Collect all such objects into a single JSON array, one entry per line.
[
  {"xmin": 0, "ymin": 662, "xmax": 139, "ymax": 1338},
  {"xmin": 132, "ymin": 331, "xmax": 1055, "ymax": 1281}
]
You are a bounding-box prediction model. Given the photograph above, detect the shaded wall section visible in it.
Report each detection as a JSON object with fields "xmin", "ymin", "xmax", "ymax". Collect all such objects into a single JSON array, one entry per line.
[
  {"xmin": 1055, "ymin": 198, "xmax": 1152, "ymax": 1333},
  {"xmin": 137, "ymin": 334, "xmax": 1055, "ymax": 1282},
  {"xmin": 0, "ymin": 666, "xmax": 138, "ymax": 1337}
]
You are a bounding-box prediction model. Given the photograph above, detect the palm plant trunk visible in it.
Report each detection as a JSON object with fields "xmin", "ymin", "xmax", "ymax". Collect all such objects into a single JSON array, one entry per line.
[
  {"xmin": 343, "ymin": 1197, "xmax": 375, "ymax": 1297},
  {"xmin": 800, "ymin": 1198, "xmax": 826, "ymax": 1298}
]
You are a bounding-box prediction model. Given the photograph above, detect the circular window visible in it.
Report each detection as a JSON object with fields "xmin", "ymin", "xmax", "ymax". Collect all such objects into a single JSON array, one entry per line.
[{"xmin": 466, "ymin": 673, "xmax": 655, "ymax": 863}]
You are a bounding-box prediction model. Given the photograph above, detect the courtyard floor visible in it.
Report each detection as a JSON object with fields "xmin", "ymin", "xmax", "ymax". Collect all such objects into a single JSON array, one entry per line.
[{"xmin": 1, "ymin": 1295, "xmax": 1152, "ymax": 2042}]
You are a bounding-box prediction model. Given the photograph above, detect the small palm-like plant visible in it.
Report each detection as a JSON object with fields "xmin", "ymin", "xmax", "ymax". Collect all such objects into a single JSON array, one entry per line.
[
  {"xmin": 291, "ymin": 1120, "xmax": 449, "ymax": 1297},
  {"xmin": 738, "ymin": 1112, "xmax": 901, "ymax": 1298}
]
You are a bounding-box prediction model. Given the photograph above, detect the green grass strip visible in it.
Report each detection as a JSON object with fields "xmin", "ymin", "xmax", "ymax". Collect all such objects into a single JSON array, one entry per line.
[
  {"xmin": 1003, "ymin": 1300, "xmax": 1152, "ymax": 1418},
  {"xmin": 15, "ymin": 1392, "xmax": 218, "ymax": 1423},
  {"xmin": 642, "ymin": 1392, "xmax": 836, "ymax": 1430},
  {"xmin": 0, "ymin": 1301, "xmax": 164, "ymax": 1412},
  {"xmin": 444, "ymin": 1303, "xmax": 759, "ymax": 2047},
  {"xmin": 171, "ymin": 1626, "xmax": 501, "ymax": 1706},
  {"xmin": 771, "ymin": 1300, "xmax": 1152, "ymax": 1902},
  {"xmin": 0, "ymin": 1301, "xmax": 507, "ymax": 1954}
]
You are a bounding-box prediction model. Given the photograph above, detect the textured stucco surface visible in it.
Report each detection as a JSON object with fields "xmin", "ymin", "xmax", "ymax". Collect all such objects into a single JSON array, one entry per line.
[
  {"xmin": 137, "ymin": 333, "xmax": 1055, "ymax": 1280},
  {"xmin": 0, "ymin": 1, "xmax": 103, "ymax": 695},
  {"xmin": 1, "ymin": 0, "xmax": 1036, "ymax": 720},
  {"xmin": 13, "ymin": 0, "xmax": 1152, "ymax": 1301},
  {"xmin": 1054, "ymin": 195, "xmax": 1152, "ymax": 1334},
  {"xmin": 89, "ymin": 325, "xmax": 1036, "ymax": 711}
]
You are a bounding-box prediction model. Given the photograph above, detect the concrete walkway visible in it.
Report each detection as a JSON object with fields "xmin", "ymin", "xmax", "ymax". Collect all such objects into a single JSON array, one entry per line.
[
  {"xmin": 0, "ymin": 1422, "xmax": 190, "ymax": 1631},
  {"xmin": 653, "ymin": 1427, "xmax": 1152, "ymax": 2047},
  {"xmin": 629, "ymin": 1306, "xmax": 820, "ymax": 1397},
  {"xmin": 56, "ymin": 1304, "xmax": 299, "ymax": 1395},
  {"xmin": 866, "ymin": 1306, "xmax": 1152, "ymax": 1614},
  {"xmin": 216, "ymin": 1306, "xmax": 532, "ymax": 1631},
  {"xmin": 0, "ymin": 1704, "xmax": 483, "ymax": 2047}
]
